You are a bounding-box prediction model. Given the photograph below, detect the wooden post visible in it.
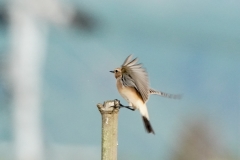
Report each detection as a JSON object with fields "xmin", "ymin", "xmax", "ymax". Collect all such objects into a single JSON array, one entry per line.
[{"xmin": 97, "ymin": 99, "xmax": 120, "ymax": 160}]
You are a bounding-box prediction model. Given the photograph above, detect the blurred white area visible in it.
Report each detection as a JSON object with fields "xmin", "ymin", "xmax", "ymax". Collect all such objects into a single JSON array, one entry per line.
[
  {"xmin": 8, "ymin": 0, "xmax": 74, "ymax": 159},
  {"xmin": 9, "ymin": 8, "xmax": 46, "ymax": 160}
]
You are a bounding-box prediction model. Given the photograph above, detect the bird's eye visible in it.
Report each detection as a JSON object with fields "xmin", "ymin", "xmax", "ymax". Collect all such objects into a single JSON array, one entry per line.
[{"xmin": 115, "ymin": 70, "xmax": 118, "ymax": 73}]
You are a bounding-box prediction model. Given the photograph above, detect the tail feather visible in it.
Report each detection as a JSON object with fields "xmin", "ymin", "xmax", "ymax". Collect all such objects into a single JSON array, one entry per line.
[
  {"xmin": 139, "ymin": 104, "xmax": 154, "ymax": 134},
  {"xmin": 142, "ymin": 116, "xmax": 155, "ymax": 134},
  {"xmin": 149, "ymin": 88, "xmax": 182, "ymax": 99}
]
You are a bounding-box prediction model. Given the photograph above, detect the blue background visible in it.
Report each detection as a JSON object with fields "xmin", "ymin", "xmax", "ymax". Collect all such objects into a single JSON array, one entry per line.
[{"xmin": 0, "ymin": 0, "xmax": 239, "ymax": 159}]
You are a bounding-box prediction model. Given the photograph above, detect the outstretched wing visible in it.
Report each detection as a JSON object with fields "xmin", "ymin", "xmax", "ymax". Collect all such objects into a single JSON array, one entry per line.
[
  {"xmin": 121, "ymin": 55, "xmax": 150, "ymax": 103},
  {"xmin": 149, "ymin": 88, "xmax": 182, "ymax": 99}
]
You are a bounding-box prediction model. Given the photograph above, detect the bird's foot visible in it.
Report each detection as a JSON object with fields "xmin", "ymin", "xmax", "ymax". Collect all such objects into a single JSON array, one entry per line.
[{"xmin": 111, "ymin": 99, "xmax": 135, "ymax": 111}]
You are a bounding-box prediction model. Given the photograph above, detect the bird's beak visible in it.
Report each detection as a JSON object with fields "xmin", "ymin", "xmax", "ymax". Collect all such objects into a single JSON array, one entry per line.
[{"xmin": 110, "ymin": 71, "xmax": 114, "ymax": 73}]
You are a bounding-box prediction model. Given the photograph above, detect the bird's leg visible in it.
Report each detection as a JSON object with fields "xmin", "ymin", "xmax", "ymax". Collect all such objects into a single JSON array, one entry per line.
[
  {"xmin": 111, "ymin": 99, "xmax": 135, "ymax": 111},
  {"xmin": 119, "ymin": 103, "xmax": 135, "ymax": 111}
]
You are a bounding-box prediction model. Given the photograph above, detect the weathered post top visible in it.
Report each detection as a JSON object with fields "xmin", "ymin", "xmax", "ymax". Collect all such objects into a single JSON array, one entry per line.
[
  {"xmin": 97, "ymin": 99, "xmax": 120, "ymax": 113},
  {"xmin": 97, "ymin": 99, "xmax": 120, "ymax": 160}
]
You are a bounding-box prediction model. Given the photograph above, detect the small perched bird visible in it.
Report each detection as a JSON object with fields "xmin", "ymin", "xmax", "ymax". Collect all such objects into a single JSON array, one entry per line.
[{"xmin": 110, "ymin": 55, "xmax": 181, "ymax": 134}]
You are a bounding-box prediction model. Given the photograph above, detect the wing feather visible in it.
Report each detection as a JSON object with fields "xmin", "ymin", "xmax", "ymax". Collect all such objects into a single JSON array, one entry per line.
[
  {"xmin": 122, "ymin": 55, "xmax": 133, "ymax": 66},
  {"xmin": 121, "ymin": 55, "xmax": 150, "ymax": 102}
]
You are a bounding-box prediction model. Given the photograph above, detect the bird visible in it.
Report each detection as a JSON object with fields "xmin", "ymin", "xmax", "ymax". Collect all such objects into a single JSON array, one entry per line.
[{"xmin": 110, "ymin": 55, "xmax": 181, "ymax": 134}]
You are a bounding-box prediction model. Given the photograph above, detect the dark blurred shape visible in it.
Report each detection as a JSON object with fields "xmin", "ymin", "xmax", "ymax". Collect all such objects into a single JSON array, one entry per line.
[
  {"xmin": 171, "ymin": 119, "xmax": 236, "ymax": 160},
  {"xmin": 71, "ymin": 10, "xmax": 97, "ymax": 32},
  {"xmin": 0, "ymin": 6, "xmax": 8, "ymax": 26}
]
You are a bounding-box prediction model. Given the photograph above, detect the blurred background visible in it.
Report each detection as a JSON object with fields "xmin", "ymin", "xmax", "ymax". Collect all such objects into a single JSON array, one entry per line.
[{"xmin": 0, "ymin": 0, "xmax": 239, "ymax": 160}]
